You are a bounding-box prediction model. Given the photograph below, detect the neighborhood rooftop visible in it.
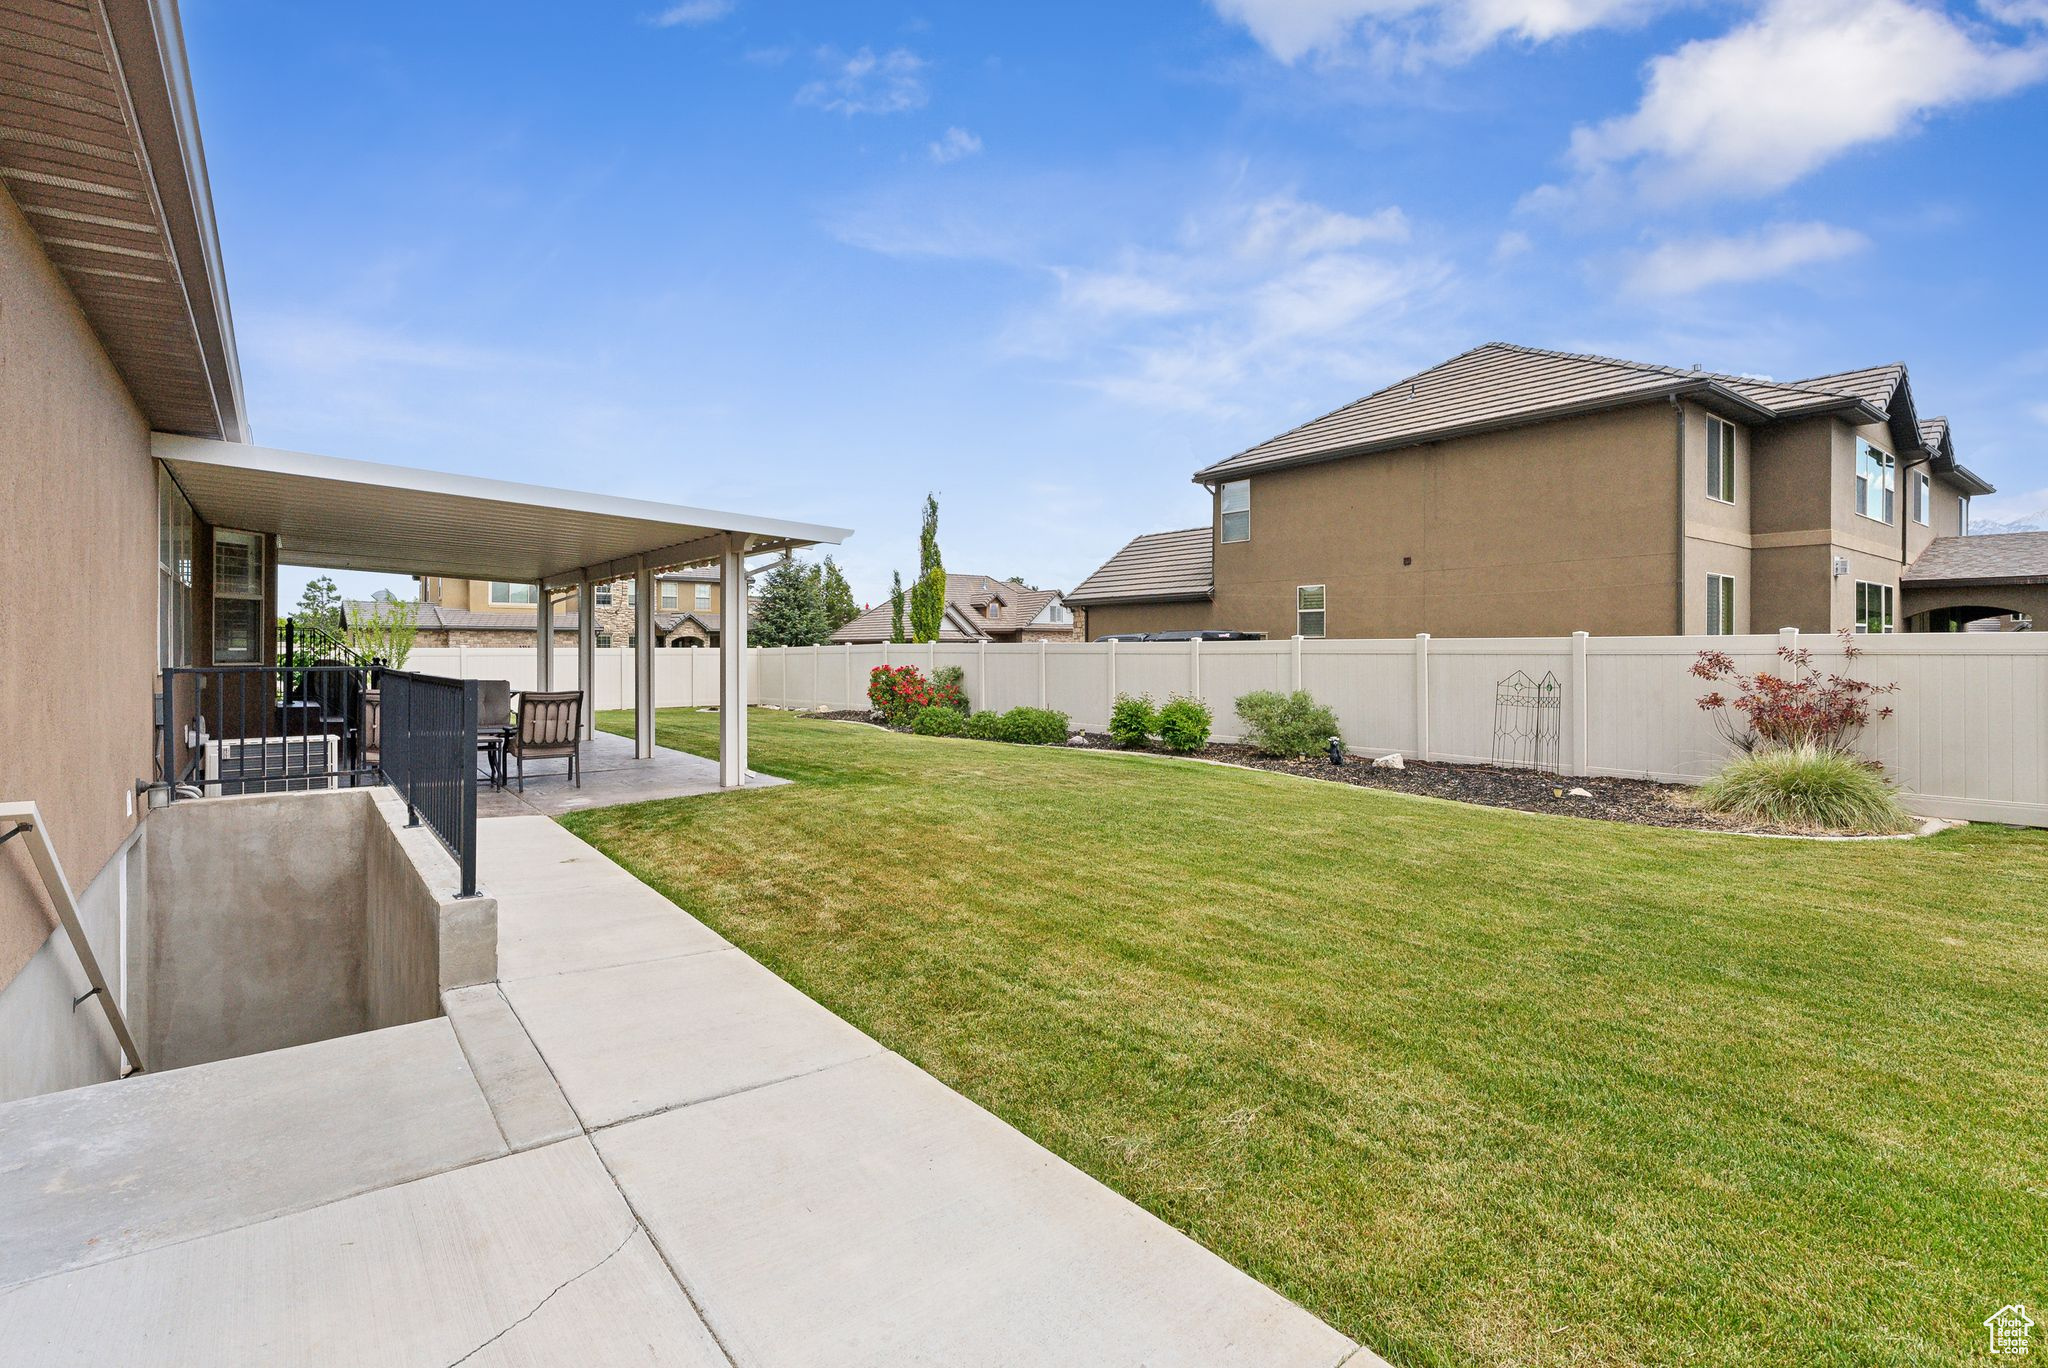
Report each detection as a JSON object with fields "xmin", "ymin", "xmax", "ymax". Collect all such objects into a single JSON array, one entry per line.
[
  {"xmin": 1902, "ymin": 530, "xmax": 2048, "ymax": 586},
  {"xmin": 1190, "ymin": 342, "xmax": 1992, "ymax": 493},
  {"xmin": 1066, "ymin": 529, "xmax": 1215, "ymax": 607},
  {"xmin": 832, "ymin": 574, "xmax": 1070, "ymax": 643}
]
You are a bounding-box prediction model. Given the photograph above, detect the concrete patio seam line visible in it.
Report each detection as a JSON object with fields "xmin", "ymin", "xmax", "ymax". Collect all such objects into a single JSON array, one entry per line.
[
  {"xmin": 497, "ymin": 941, "xmax": 733, "ymax": 984},
  {"xmin": 442, "ymin": 988, "xmax": 517, "ymax": 1153},
  {"xmin": 587, "ymin": 1142, "xmax": 744, "ymax": 1368},
  {"xmin": 583, "ymin": 1043, "xmax": 891, "ymax": 1136},
  {"xmin": 497, "ymin": 988, "xmax": 598, "ymax": 1138}
]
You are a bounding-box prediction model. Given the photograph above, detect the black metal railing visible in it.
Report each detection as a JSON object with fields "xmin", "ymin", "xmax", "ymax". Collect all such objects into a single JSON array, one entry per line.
[
  {"xmin": 276, "ymin": 615, "xmax": 383, "ymax": 670},
  {"xmin": 377, "ymin": 670, "xmax": 480, "ymax": 898},
  {"xmin": 159, "ymin": 665, "xmax": 381, "ymax": 799},
  {"xmin": 156, "ymin": 664, "xmax": 480, "ymax": 898}
]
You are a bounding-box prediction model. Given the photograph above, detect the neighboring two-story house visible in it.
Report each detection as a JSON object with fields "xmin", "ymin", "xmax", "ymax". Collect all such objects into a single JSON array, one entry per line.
[
  {"xmin": 1069, "ymin": 343, "xmax": 2005, "ymax": 640},
  {"xmin": 398, "ymin": 569, "xmax": 733, "ymax": 648},
  {"xmin": 831, "ymin": 575, "xmax": 1079, "ymax": 644}
]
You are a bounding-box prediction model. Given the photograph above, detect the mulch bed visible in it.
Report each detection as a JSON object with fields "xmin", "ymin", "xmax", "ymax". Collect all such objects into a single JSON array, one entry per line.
[{"xmin": 804, "ymin": 710, "xmax": 1895, "ymax": 837}]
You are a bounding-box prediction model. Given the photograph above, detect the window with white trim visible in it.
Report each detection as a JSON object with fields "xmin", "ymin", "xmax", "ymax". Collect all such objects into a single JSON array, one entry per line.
[
  {"xmin": 1296, "ymin": 584, "xmax": 1326, "ymax": 638},
  {"xmin": 1854, "ymin": 580, "xmax": 1895, "ymax": 634},
  {"xmin": 596, "ymin": 631, "xmax": 613, "ymax": 648},
  {"xmin": 1706, "ymin": 418, "xmax": 1736, "ymax": 503},
  {"xmin": 1220, "ymin": 481, "xmax": 1250, "ymax": 544},
  {"xmin": 1855, "ymin": 440, "xmax": 1895, "ymax": 523},
  {"xmin": 595, "ymin": 583, "xmax": 613, "ymax": 606},
  {"xmin": 488, "ymin": 582, "xmax": 536, "ymax": 605},
  {"xmin": 1911, "ymin": 469, "xmax": 1930, "ymax": 525},
  {"xmin": 660, "ymin": 582, "xmax": 679, "ymax": 611},
  {"xmin": 1705, "ymin": 573, "xmax": 1735, "ymax": 636},
  {"xmin": 695, "ymin": 583, "xmax": 712, "ymax": 610},
  {"xmin": 211, "ymin": 530, "xmax": 265, "ymax": 663}
]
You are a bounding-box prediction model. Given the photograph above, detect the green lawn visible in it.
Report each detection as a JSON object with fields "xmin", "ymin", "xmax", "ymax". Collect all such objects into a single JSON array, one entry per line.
[{"xmin": 573, "ymin": 708, "xmax": 2048, "ymax": 1367}]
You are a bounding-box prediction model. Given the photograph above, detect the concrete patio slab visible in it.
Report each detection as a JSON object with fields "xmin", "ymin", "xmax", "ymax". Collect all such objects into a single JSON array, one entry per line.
[
  {"xmin": 476, "ymin": 728, "xmax": 783, "ymax": 820},
  {"xmin": 0, "ymin": 1019, "xmax": 504, "ymax": 1289},
  {"xmin": 0, "ymin": 1138, "xmax": 729, "ymax": 1368},
  {"xmin": 595, "ymin": 1051, "xmax": 1358, "ymax": 1368},
  {"xmin": 480, "ymin": 815, "xmax": 727, "ymax": 979},
  {"xmin": 503, "ymin": 947, "xmax": 882, "ymax": 1128},
  {"xmin": 443, "ymin": 984, "xmax": 581, "ymax": 1152}
]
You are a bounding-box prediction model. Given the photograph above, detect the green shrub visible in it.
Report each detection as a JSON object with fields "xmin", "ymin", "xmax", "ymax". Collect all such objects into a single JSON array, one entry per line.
[
  {"xmin": 997, "ymin": 706, "xmax": 1070, "ymax": 746},
  {"xmin": 1109, "ymin": 693, "xmax": 1156, "ymax": 748},
  {"xmin": 1695, "ymin": 743, "xmax": 1916, "ymax": 833},
  {"xmin": 931, "ymin": 665, "xmax": 970, "ymax": 713},
  {"xmin": 962, "ymin": 711, "xmax": 1004, "ymax": 741},
  {"xmin": 911, "ymin": 705, "xmax": 967, "ymax": 737},
  {"xmin": 1155, "ymin": 696, "xmax": 1213, "ymax": 753},
  {"xmin": 1235, "ymin": 689, "xmax": 1342, "ymax": 757}
]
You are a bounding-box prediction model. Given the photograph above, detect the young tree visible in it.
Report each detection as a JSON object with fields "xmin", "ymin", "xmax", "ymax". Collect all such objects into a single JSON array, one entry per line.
[
  {"xmin": 909, "ymin": 493, "xmax": 946, "ymax": 643},
  {"xmin": 293, "ymin": 575, "xmax": 343, "ymax": 633},
  {"xmin": 889, "ymin": 571, "xmax": 906, "ymax": 644},
  {"xmin": 752, "ymin": 557, "xmax": 829, "ymax": 647},
  {"xmin": 819, "ymin": 556, "xmax": 860, "ymax": 633},
  {"xmin": 344, "ymin": 598, "xmax": 418, "ymax": 669}
]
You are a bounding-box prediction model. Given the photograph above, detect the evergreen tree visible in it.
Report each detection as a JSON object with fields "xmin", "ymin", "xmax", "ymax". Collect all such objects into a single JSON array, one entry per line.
[
  {"xmin": 819, "ymin": 556, "xmax": 860, "ymax": 633},
  {"xmin": 293, "ymin": 575, "xmax": 343, "ymax": 633},
  {"xmin": 889, "ymin": 571, "xmax": 906, "ymax": 644},
  {"xmin": 751, "ymin": 557, "xmax": 829, "ymax": 647},
  {"xmin": 909, "ymin": 493, "xmax": 946, "ymax": 643}
]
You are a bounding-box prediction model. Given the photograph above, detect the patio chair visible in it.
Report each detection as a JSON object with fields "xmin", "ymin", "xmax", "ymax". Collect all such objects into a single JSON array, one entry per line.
[
  {"xmin": 478, "ymin": 679, "xmax": 513, "ymax": 728},
  {"xmin": 509, "ymin": 690, "xmax": 582, "ymax": 791}
]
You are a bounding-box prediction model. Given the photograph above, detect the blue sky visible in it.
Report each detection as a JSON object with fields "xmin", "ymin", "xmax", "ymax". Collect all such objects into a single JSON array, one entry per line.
[{"xmin": 180, "ymin": 1, "xmax": 2048, "ymax": 610}]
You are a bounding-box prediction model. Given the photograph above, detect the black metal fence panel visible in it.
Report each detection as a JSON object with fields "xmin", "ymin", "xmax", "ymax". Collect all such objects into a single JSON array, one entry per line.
[
  {"xmin": 157, "ymin": 665, "xmax": 478, "ymax": 897},
  {"xmin": 377, "ymin": 670, "xmax": 480, "ymax": 897}
]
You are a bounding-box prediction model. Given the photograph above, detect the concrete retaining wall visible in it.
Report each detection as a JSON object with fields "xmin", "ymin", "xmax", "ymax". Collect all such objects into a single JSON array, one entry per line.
[{"xmin": 143, "ymin": 788, "xmax": 495, "ymax": 1074}]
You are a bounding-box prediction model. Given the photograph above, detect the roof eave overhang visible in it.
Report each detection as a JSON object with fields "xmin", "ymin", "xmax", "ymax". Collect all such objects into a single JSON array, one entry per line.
[
  {"xmin": 1937, "ymin": 460, "xmax": 1996, "ymax": 497},
  {"xmin": 1188, "ymin": 379, "xmax": 1788, "ymax": 485},
  {"xmin": 1065, "ymin": 589, "xmax": 1215, "ymax": 607}
]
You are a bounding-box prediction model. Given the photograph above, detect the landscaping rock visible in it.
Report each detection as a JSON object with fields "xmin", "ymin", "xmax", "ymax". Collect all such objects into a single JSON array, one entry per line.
[
  {"xmin": 1567, "ymin": 786, "xmax": 1593, "ymax": 798},
  {"xmin": 1067, "ymin": 734, "xmax": 1092, "ymax": 747},
  {"xmin": 1371, "ymin": 752, "xmax": 1405, "ymax": 769}
]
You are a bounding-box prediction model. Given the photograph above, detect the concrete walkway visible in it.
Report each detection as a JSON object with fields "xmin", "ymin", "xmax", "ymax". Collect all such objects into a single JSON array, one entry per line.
[{"xmin": 0, "ymin": 811, "xmax": 1380, "ymax": 1366}]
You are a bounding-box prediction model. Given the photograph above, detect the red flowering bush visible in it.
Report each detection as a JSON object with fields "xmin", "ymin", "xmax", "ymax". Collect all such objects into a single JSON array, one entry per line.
[
  {"xmin": 867, "ymin": 665, "xmax": 963, "ymax": 726},
  {"xmin": 1691, "ymin": 629, "xmax": 1897, "ymax": 754}
]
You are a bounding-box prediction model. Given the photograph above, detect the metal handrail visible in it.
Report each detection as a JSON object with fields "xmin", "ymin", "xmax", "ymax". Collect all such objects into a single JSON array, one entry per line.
[{"xmin": 0, "ymin": 801, "xmax": 145, "ymax": 1076}]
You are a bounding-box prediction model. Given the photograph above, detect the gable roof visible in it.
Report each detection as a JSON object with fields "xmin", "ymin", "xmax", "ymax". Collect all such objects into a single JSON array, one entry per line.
[
  {"xmin": 1066, "ymin": 528, "xmax": 1214, "ymax": 606},
  {"xmin": 1904, "ymin": 532, "xmax": 2048, "ymax": 587},
  {"xmin": 830, "ymin": 575, "xmax": 1068, "ymax": 643},
  {"xmin": 1190, "ymin": 343, "xmax": 1890, "ymax": 483}
]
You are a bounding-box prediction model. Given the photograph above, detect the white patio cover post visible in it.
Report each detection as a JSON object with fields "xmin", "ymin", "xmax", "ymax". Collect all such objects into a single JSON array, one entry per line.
[
  {"xmin": 718, "ymin": 534, "xmax": 749, "ymax": 788},
  {"xmin": 634, "ymin": 557, "xmax": 655, "ymax": 759},
  {"xmin": 534, "ymin": 582, "xmax": 554, "ymax": 692},
  {"xmin": 577, "ymin": 575, "xmax": 596, "ymax": 741}
]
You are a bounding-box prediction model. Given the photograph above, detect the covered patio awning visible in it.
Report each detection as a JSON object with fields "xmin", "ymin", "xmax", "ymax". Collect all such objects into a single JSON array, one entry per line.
[
  {"xmin": 154, "ymin": 434, "xmax": 851, "ymax": 787},
  {"xmin": 153, "ymin": 435, "xmax": 848, "ymax": 585}
]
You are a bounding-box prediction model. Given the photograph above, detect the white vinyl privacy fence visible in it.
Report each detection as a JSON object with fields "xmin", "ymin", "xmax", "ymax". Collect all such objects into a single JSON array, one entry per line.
[{"xmin": 407, "ymin": 633, "xmax": 2048, "ymax": 827}]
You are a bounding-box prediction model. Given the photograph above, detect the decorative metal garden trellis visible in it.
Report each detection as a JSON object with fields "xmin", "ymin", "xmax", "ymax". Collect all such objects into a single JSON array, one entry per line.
[{"xmin": 1491, "ymin": 670, "xmax": 1561, "ymax": 773}]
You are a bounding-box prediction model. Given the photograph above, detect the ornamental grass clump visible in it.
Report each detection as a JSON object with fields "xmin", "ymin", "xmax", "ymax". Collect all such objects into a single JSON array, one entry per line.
[{"xmin": 1694, "ymin": 743, "xmax": 1916, "ymax": 834}]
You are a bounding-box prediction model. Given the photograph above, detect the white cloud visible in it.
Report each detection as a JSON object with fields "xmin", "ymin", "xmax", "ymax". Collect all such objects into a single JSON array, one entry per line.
[
  {"xmin": 1209, "ymin": 0, "xmax": 1661, "ymax": 63},
  {"xmin": 927, "ymin": 127, "xmax": 983, "ymax": 164},
  {"xmin": 650, "ymin": 0, "xmax": 732, "ymax": 27},
  {"xmin": 1623, "ymin": 222, "xmax": 1870, "ymax": 296},
  {"xmin": 796, "ymin": 47, "xmax": 928, "ymax": 116},
  {"xmin": 1237, "ymin": 196, "xmax": 1408, "ymax": 256},
  {"xmin": 1492, "ymin": 229, "xmax": 1533, "ymax": 262},
  {"xmin": 1568, "ymin": 0, "xmax": 2048, "ymax": 197}
]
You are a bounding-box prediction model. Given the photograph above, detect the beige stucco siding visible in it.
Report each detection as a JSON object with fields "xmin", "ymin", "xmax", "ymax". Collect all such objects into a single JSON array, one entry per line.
[
  {"xmin": 0, "ymin": 185, "xmax": 157, "ymax": 986},
  {"xmin": 1204, "ymin": 402, "xmax": 1682, "ymax": 639}
]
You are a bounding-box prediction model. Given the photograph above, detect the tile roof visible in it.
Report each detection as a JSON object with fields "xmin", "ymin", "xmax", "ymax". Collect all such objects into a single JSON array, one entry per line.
[
  {"xmin": 1191, "ymin": 342, "xmax": 1885, "ymax": 483},
  {"xmin": 830, "ymin": 575, "xmax": 1070, "ymax": 643},
  {"xmin": 1791, "ymin": 363, "xmax": 1907, "ymax": 412},
  {"xmin": 1066, "ymin": 529, "xmax": 1214, "ymax": 605},
  {"xmin": 1904, "ymin": 533, "xmax": 2048, "ymax": 586}
]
